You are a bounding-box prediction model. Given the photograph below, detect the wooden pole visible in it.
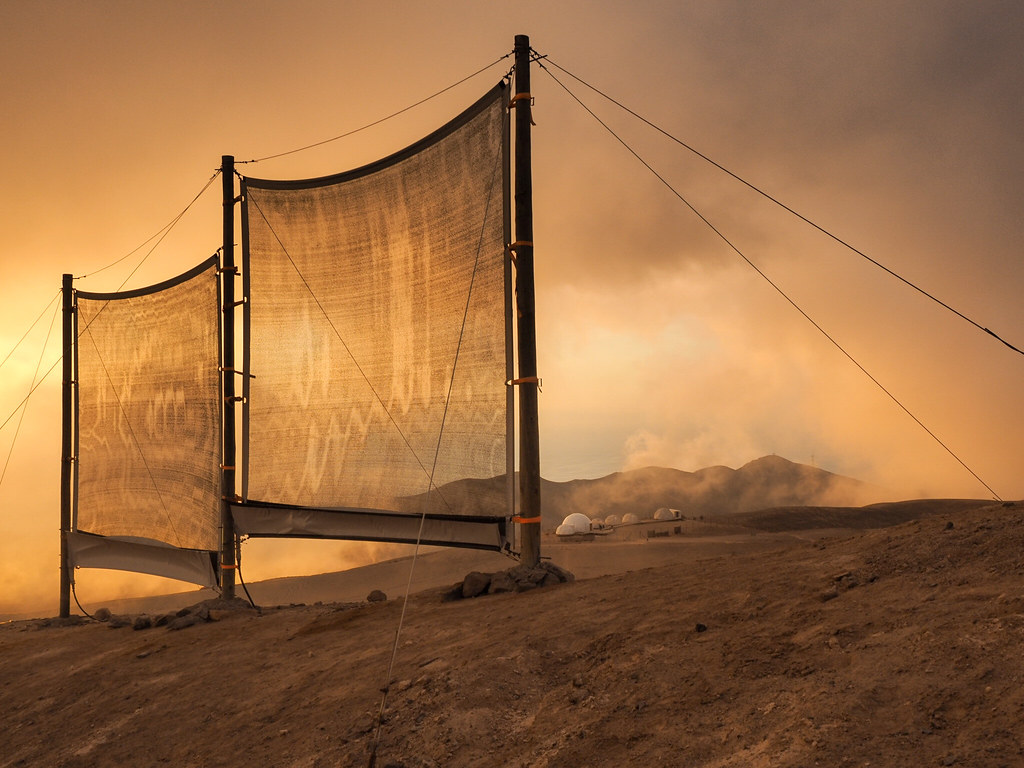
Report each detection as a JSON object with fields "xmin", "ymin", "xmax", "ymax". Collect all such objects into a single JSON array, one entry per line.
[
  {"xmin": 59, "ymin": 273, "xmax": 73, "ymax": 617},
  {"xmin": 221, "ymin": 156, "xmax": 237, "ymax": 599},
  {"xmin": 514, "ymin": 35, "xmax": 542, "ymax": 567}
]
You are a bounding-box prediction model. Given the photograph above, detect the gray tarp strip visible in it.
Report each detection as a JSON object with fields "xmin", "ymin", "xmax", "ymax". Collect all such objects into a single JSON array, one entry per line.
[
  {"xmin": 231, "ymin": 501, "xmax": 507, "ymax": 552},
  {"xmin": 66, "ymin": 531, "xmax": 218, "ymax": 589}
]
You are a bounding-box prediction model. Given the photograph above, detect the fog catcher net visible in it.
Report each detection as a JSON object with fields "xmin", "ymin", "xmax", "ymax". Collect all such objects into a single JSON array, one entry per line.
[{"xmin": 240, "ymin": 84, "xmax": 511, "ymax": 522}]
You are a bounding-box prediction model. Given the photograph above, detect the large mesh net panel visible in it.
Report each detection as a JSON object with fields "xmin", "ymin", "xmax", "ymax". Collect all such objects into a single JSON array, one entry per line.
[
  {"xmin": 242, "ymin": 84, "xmax": 510, "ymax": 519},
  {"xmin": 74, "ymin": 256, "xmax": 222, "ymax": 552}
]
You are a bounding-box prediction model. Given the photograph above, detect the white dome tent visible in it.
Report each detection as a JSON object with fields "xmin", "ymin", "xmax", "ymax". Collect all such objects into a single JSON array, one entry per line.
[
  {"xmin": 604, "ymin": 514, "xmax": 621, "ymax": 526},
  {"xmin": 555, "ymin": 512, "xmax": 592, "ymax": 536},
  {"xmin": 654, "ymin": 508, "xmax": 680, "ymax": 521},
  {"xmin": 621, "ymin": 513, "xmax": 640, "ymax": 525}
]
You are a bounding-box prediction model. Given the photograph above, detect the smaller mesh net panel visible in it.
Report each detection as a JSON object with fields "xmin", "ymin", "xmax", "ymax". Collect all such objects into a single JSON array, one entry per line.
[
  {"xmin": 74, "ymin": 257, "xmax": 222, "ymax": 551},
  {"xmin": 242, "ymin": 83, "xmax": 509, "ymax": 518}
]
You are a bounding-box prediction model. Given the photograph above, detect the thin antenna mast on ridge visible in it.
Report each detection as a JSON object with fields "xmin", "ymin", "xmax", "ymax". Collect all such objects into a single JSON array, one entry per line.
[{"xmin": 514, "ymin": 35, "xmax": 542, "ymax": 567}]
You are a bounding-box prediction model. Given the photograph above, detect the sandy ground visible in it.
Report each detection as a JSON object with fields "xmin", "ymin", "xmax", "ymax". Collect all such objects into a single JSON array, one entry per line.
[{"xmin": 3, "ymin": 499, "xmax": 1023, "ymax": 767}]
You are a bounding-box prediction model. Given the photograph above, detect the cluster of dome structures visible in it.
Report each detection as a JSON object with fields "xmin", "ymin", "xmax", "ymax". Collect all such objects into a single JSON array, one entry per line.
[{"xmin": 554, "ymin": 508, "xmax": 682, "ymax": 536}]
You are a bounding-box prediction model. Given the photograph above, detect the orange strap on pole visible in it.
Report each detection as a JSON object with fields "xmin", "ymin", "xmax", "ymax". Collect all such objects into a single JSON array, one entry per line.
[
  {"xmin": 513, "ymin": 516, "xmax": 542, "ymax": 524},
  {"xmin": 508, "ymin": 92, "xmax": 536, "ymax": 124}
]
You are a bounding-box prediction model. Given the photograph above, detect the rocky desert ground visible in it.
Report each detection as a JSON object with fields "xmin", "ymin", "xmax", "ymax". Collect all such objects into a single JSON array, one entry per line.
[{"xmin": 3, "ymin": 498, "xmax": 1023, "ymax": 767}]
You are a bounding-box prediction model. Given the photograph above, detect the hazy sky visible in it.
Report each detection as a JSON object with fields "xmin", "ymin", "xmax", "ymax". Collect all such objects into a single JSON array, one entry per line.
[{"xmin": 2, "ymin": 1, "xmax": 1022, "ymax": 613}]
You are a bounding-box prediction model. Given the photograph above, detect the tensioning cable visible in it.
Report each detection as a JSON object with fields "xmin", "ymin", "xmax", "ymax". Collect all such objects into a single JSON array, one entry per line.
[
  {"xmin": 0, "ymin": 290, "xmax": 60, "ymax": 375},
  {"xmin": 537, "ymin": 56, "xmax": 1001, "ymax": 501},
  {"xmin": 365, "ymin": 119, "xmax": 506, "ymax": 768},
  {"xmin": 1, "ymin": 172, "xmax": 222, "ymax": 436},
  {"xmin": 541, "ymin": 55, "xmax": 1023, "ymax": 359},
  {"xmin": 244, "ymin": 193, "xmax": 458, "ymax": 514},
  {"xmin": 0, "ymin": 296, "xmax": 61, "ymax": 489},
  {"xmin": 242, "ymin": 53, "xmax": 513, "ymax": 165}
]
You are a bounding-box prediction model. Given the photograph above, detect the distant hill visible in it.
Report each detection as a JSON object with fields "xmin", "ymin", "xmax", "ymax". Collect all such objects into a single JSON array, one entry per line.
[
  {"xmin": 539, "ymin": 455, "xmax": 877, "ymax": 526},
  {"xmin": 727, "ymin": 498, "xmax": 996, "ymax": 533},
  {"xmin": 414, "ymin": 455, "xmax": 879, "ymax": 529}
]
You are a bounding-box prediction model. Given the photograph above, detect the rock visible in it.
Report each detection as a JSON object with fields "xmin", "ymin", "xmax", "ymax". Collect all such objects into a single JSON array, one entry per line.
[
  {"xmin": 107, "ymin": 615, "xmax": 132, "ymax": 629},
  {"xmin": 462, "ymin": 571, "xmax": 492, "ymax": 598},
  {"xmin": 367, "ymin": 589, "xmax": 388, "ymax": 603},
  {"xmin": 452, "ymin": 562, "xmax": 575, "ymax": 600},
  {"xmin": 696, "ymin": 623, "xmax": 708, "ymax": 633},
  {"xmin": 93, "ymin": 607, "xmax": 111, "ymax": 622},
  {"xmin": 508, "ymin": 562, "xmax": 574, "ymax": 591},
  {"xmin": 132, "ymin": 615, "xmax": 152, "ymax": 631},
  {"xmin": 167, "ymin": 613, "xmax": 203, "ymax": 631},
  {"xmin": 442, "ymin": 583, "xmax": 464, "ymax": 602},
  {"xmin": 540, "ymin": 571, "xmax": 563, "ymax": 588},
  {"xmin": 487, "ymin": 572, "xmax": 516, "ymax": 594},
  {"xmin": 509, "ymin": 564, "xmax": 547, "ymax": 586},
  {"xmin": 541, "ymin": 562, "xmax": 575, "ymax": 583}
]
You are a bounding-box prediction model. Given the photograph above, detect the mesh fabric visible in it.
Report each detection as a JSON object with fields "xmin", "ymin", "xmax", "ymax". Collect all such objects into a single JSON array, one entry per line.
[
  {"xmin": 242, "ymin": 84, "xmax": 509, "ymax": 516},
  {"xmin": 75, "ymin": 257, "xmax": 222, "ymax": 551}
]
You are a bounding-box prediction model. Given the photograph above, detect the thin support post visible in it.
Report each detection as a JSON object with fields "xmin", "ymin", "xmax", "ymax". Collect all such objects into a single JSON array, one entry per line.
[
  {"xmin": 59, "ymin": 273, "xmax": 74, "ymax": 617},
  {"xmin": 221, "ymin": 156, "xmax": 237, "ymax": 599},
  {"xmin": 514, "ymin": 34, "xmax": 542, "ymax": 567}
]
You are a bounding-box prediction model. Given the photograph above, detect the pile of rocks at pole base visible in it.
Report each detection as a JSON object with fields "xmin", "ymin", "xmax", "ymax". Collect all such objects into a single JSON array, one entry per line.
[{"xmin": 446, "ymin": 561, "xmax": 575, "ymax": 600}]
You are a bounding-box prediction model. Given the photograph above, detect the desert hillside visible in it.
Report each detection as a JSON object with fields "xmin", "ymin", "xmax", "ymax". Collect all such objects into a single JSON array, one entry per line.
[
  {"xmin": 3, "ymin": 498, "xmax": 1022, "ymax": 767},
  {"xmin": 408, "ymin": 455, "xmax": 878, "ymax": 527}
]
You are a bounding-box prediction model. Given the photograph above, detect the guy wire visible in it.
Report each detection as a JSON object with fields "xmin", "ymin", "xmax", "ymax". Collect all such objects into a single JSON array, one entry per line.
[
  {"xmin": 243, "ymin": 54, "xmax": 512, "ymax": 165},
  {"xmin": 366, "ymin": 120, "xmax": 505, "ymax": 768},
  {"xmin": 0, "ymin": 290, "xmax": 60, "ymax": 374},
  {"xmin": 538, "ymin": 59, "xmax": 1002, "ymax": 501},
  {"xmin": 541, "ymin": 55, "xmax": 1023, "ymax": 359},
  {"xmin": 0, "ymin": 297, "xmax": 61, "ymax": 488}
]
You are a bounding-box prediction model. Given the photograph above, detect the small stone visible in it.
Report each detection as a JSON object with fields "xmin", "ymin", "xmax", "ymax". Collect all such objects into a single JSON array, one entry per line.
[
  {"xmin": 487, "ymin": 573, "xmax": 516, "ymax": 594},
  {"xmin": 367, "ymin": 589, "xmax": 387, "ymax": 603},
  {"xmin": 132, "ymin": 615, "xmax": 152, "ymax": 631},
  {"xmin": 167, "ymin": 613, "xmax": 202, "ymax": 631},
  {"xmin": 461, "ymin": 571, "xmax": 492, "ymax": 598},
  {"xmin": 442, "ymin": 584, "xmax": 464, "ymax": 602},
  {"xmin": 540, "ymin": 572, "xmax": 562, "ymax": 588},
  {"xmin": 695, "ymin": 623, "xmax": 708, "ymax": 633},
  {"xmin": 93, "ymin": 607, "xmax": 111, "ymax": 622},
  {"xmin": 820, "ymin": 588, "xmax": 839, "ymax": 602}
]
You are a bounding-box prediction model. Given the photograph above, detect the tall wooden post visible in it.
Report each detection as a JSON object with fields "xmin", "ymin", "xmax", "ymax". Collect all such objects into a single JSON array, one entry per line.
[
  {"xmin": 221, "ymin": 156, "xmax": 237, "ymax": 599},
  {"xmin": 59, "ymin": 273, "xmax": 74, "ymax": 617},
  {"xmin": 514, "ymin": 35, "xmax": 542, "ymax": 567}
]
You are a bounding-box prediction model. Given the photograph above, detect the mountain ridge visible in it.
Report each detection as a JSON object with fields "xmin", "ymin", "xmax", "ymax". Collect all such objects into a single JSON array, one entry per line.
[{"xmin": 420, "ymin": 454, "xmax": 881, "ymax": 527}]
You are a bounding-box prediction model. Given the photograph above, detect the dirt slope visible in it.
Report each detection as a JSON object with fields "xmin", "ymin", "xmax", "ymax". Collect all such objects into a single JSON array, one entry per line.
[{"xmin": 3, "ymin": 500, "xmax": 1023, "ymax": 767}]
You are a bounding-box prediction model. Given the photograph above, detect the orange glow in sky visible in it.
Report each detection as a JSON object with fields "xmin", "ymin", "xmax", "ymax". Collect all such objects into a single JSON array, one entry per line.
[{"xmin": 2, "ymin": 2, "xmax": 1022, "ymax": 615}]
